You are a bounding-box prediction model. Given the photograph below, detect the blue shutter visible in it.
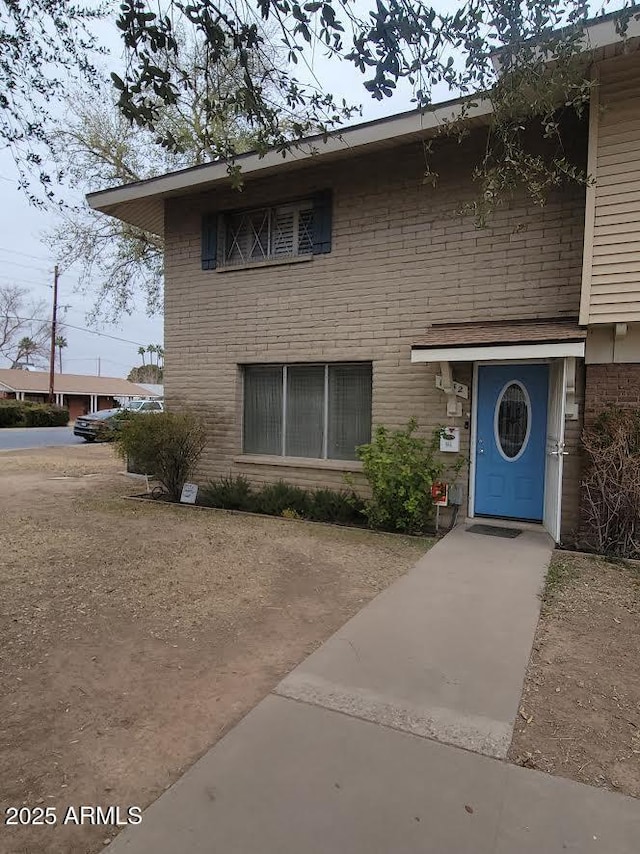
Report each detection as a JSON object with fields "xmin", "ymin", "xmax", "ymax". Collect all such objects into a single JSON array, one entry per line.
[
  {"xmin": 201, "ymin": 214, "xmax": 218, "ymax": 270},
  {"xmin": 312, "ymin": 191, "xmax": 332, "ymax": 255}
]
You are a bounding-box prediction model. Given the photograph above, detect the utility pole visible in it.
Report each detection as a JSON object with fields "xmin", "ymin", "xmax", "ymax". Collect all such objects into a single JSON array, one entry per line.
[{"xmin": 48, "ymin": 265, "xmax": 59, "ymax": 405}]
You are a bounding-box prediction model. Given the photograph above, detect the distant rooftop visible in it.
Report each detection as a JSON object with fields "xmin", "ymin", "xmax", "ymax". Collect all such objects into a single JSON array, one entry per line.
[{"xmin": 0, "ymin": 368, "xmax": 149, "ymax": 397}]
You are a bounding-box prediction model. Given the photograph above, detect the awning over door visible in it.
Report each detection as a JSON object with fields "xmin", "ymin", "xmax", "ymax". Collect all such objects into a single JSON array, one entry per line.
[{"xmin": 410, "ymin": 319, "xmax": 586, "ymax": 363}]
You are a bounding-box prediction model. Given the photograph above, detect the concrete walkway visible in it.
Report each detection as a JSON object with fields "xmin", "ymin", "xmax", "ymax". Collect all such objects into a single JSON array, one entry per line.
[
  {"xmin": 107, "ymin": 524, "xmax": 640, "ymax": 853},
  {"xmin": 277, "ymin": 524, "xmax": 552, "ymax": 758}
]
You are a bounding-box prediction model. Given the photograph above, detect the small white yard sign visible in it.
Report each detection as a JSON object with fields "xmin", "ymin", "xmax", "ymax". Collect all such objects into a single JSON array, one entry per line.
[{"xmin": 180, "ymin": 482, "xmax": 199, "ymax": 504}]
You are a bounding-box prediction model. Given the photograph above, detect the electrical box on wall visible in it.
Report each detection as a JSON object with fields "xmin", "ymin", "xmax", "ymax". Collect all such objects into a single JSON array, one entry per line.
[{"xmin": 440, "ymin": 427, "xmax": 460, "ymax": 453}]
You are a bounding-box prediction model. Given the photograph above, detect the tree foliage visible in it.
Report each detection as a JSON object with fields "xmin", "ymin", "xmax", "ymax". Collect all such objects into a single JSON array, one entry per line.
[
  {"xmin": 0, "ymin": 285, "xmax": 50, "ymax": 368},
  {"xmin": 49, "ymin": 31, "xmax": 286, "ymax": 317},
  {"xmin": 128, "ymin": 363, "xmax": 163, "ymax": 383},
  {"xmin": 113, "ymin": 1, "xmax": 638, "ymax": 220},
  {"xmin": 0, "ymin": 0, "xmax": 106, "ymax": 202}
]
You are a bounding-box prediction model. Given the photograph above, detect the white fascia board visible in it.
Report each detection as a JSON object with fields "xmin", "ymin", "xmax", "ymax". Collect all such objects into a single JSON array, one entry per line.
[
  {"xmin": 491, "ymin": 12, "xmax": 640, "ymax": 72},
  {"xmin": 87, "ymin": 97, "xmax": 492, "ymax": 212},
  {"xmin": 411, "ymin": 341, "xmax": 586, "ymax": 363},
  {"xmin": 0, "ymin": 381, "xmax": 16, "ymax": 392},
  {"xmin": 581, "ymin": 13, "xmax": 640, "ymax": 51}
]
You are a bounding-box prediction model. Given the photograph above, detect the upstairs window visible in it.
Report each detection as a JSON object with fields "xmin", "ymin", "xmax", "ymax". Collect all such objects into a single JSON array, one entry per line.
[
  {"xmin": 223, "ymin": 201, "xmax": 314, "ymax": 267},
  {"xmin": 201, "ymin": 191, "xmax": 332, "ymax": 270}
]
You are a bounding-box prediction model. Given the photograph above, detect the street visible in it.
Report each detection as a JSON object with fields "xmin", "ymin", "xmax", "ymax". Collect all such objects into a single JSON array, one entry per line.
[{"xmin": 0, "ymin": 427, "xmax": 84, "ymax": 452}]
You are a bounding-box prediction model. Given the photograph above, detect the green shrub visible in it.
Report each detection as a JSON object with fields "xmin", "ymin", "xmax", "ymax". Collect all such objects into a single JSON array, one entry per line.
[
  {"xmin": 308, "ymin": 488, "xmax": 365, "ymax": 525},
  {"xmin": 114, "ymin": 410, "xmax": 207, "ymax": 502},
  {"xmin": 356, "ymin": 419, "xmax": 444, "ymax": 534},
  {"xmin": 0, "ymin": 400, "xmax": 25, "ymax": 427},
  {"xmin": 23, "ymin": 404, "xmax": 69, "ymax": 427},
  {"xmin": 201, "ymin": 478, "xmax": 366, "ymax": 527},
  {"xmin": 24, "ymin": 403, "xmax": 69, "ymax": 427},
  {"xmin": 201, "ymin": 475, "xmax": 255, "ymax": 511},
  {"xmin": 253, "ymin": 481, "xmax": 311, "ymax": 517},
  {"xmin": 0, "ymin": 401, "xmax": 69, "ymax": 427},
  {"xmin": 50, "ymin": 405, "xmax": 70, "ymax": 426}
]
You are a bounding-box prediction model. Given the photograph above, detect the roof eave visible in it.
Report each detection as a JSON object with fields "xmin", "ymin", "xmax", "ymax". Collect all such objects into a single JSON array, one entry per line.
[
  {"xmin": 86, "ymin": 7, "xmax": 640, "ymax": 235},
  {"xmin": 86, "ymin": 95, "xmax": 493, "ymax": 229}
]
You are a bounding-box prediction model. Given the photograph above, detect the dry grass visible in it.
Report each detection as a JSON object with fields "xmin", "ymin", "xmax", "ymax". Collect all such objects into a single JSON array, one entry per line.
[
  {"xmin": 0, "ymin": 444, "xmax": 430, "ymax": 854},
  {"xmin": 509, "ymin": 552, "xmax": 640, "ymax": 798}
]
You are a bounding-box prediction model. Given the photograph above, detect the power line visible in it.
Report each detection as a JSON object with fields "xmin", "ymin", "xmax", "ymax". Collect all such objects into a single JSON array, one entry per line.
[
  {"xmin": 0, "ymin": 246, "xmax": 52, "ymax": 262},
  {"xmin": 0, "ymin": 276, "xmax": 52, "ymax": 289},
  {"xmin": 0, "ymin": 315, "xmax": 147, "ymax": 347},
  {"xmin": 0, "ymin": 258, "xmax": 52, "ymax": 273}
]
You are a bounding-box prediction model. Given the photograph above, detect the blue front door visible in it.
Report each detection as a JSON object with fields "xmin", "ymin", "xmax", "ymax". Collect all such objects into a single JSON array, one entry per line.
[{"xmin": 474, "ymin": 364, "xmax": 548, "ymax": 521}]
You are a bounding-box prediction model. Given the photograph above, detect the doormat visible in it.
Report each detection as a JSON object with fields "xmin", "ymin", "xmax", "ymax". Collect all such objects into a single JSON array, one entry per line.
[{"xmin": 466, "ymin": 524, "xmax": 522, "ymax": 538}]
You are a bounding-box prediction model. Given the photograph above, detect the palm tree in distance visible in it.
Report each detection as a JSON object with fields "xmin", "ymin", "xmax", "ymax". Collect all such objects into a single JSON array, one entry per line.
[
  {"xmin": 55, "ymin": 336, "xmax": 68, "ymax": 373},
  {"xmin": 138, "ymin": 345, "xmax": 146, "ymax": 366},
  {"xmin": 14, "ymin": 336, "xmax": 38, "ymax": 367}
]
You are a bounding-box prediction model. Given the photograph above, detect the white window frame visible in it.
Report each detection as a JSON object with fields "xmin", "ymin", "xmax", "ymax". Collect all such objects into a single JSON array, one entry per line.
[{"xmin": 220, "ymin": 200, "xmax": 313, "ymax": 268}]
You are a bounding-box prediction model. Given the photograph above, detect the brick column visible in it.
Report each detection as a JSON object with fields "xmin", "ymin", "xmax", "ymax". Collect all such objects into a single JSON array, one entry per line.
[{"xmin": 584, "ymin": 364, "xmax": 640, "ymax": 427}]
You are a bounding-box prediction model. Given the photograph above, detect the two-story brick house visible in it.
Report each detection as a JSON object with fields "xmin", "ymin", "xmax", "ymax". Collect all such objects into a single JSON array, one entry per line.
[{"xmin": 89, "ymin": 11, "xmax": 640, "ymax": 543}]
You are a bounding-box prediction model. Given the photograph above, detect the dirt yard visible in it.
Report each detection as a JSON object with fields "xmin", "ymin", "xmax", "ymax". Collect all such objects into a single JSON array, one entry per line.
[
  {"xmin": 510, "ymin": 552, "xmax": 640, "ymax": 798},
  {"xmin": 0, "ymin": 445, "xmax": 429, "ymax": 854}
]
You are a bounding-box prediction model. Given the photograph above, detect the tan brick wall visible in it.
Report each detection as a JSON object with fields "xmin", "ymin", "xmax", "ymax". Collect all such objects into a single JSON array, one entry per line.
[
  {"xmin": 584, "ymin": 363, "xmax": 640, "ymax": 426},
  {"xmin": 577, "ymin": 363, "xmax": 640, "ymax": 544},
  {"xmin": 164, "ymin": 130, "xmax": 586, "ymax": 527}
]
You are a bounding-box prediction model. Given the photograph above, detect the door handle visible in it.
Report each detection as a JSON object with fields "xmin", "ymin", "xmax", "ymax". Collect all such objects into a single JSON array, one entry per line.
[
  {"xmin": 477, "ymin": 437, "xmax": 484, "ymax": 455},
  {"xmin": 549, "ymin": 441, "xmax": 569, "ymax": 456}
]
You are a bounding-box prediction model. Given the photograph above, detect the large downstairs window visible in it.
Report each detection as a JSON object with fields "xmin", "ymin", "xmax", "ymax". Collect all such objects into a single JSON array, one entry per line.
[{"xmin": 243, "ymin": 363, "xmax": 372, "ymax": 461}]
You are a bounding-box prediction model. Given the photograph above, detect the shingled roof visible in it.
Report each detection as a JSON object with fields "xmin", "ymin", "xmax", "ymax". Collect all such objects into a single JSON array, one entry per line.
[
  {"xmin": 412, "ymin": 319, "xmax": 587, "ymax": 350},
  {"xmin": 0, "ymin": 368, "xmax": 149, "ymax": 397}
]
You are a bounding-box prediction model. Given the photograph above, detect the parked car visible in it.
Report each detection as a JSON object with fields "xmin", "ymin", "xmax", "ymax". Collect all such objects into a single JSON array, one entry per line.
[
  {"xmin": 74, "ymin": 401, "xmax": 164, "ymax": 442},
  {"xmin": 73, "ymin": 408, "xmax": 127, "ymax": 442},
  {"xmin": 124, "ymin": 399, "xmax": 164, "ymax": 412}
]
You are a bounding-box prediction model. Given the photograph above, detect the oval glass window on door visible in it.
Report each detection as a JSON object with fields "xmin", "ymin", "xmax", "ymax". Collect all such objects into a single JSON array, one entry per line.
[{"xmin": 494, "ymin": 381, "xmax": 531, "ymax": 461}]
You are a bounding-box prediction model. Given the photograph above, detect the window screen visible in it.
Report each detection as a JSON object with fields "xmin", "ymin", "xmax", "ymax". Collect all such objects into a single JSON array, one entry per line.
[
  {"xmin": 243, "ymin": 366, "xmax": 283, "ymax": 455},
  {"xmin": 243, "ymin": 363, "xmax": 372, "ymax": 460},
  {"xmin": 222, "ymin": 202, "xmax": 314, "ymax": 267}
]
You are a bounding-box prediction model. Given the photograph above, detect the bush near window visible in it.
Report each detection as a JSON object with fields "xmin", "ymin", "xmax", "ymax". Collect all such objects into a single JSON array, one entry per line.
[
  {"xmin": 581, "ymin": 407, "xmax": 640, "ymax": 559},
  {"xmin": 253, "ymin": 481, "xmax": 312, "ymax": 517},
  {"xmin": 355, "ymin": 420, "xmax": 445, "ymax": 535},
  {"xmin": 310, "ymin": 488, "xmax": 365, "ymax": 525},
  {"xmin": 201, "ymin": 421, "xmax": 464, "ymax": 534},
  {"xmin": 200, "ymin": 476, "xmax": 365, "ymax": 527},
  {"xmin": 114, "ymin": 410, "xmax": 207, "ymax": 503},
  {"xmin": 200, "ymin": 475, "xmax": 255, "ymax": 512},
  {"xmin": 0, "ymin": 400, "xmax": 69, "ymax": 428}
]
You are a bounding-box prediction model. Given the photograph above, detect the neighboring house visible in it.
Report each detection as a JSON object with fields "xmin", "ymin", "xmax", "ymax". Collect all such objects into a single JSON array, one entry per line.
[
  {"xmin": 136, "ymin": 383, "xmax": 164, "ymax": 399},
  {"xmin": 88, "ymin": 11, "xmax": 640, "ymax": 543},
  {"xmin": 0, "ymin": 369, "xmax": 150, "ymax": 420}
]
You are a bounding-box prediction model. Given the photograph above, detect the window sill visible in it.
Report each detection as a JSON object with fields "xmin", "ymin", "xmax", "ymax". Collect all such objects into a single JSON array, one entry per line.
[
  {"xmin": 233, "ymin": 454, "xmax": 363, "ymax": 472},
  {"xmin": 216, "ymin": 254, "xmax": 313, "ymax": 274}
]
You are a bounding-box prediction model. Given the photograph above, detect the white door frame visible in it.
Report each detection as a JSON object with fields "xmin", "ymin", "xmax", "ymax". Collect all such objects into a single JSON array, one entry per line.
[{"xmin": 468, "ymin": 358, "xmax": 566, "ymax": 539}]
